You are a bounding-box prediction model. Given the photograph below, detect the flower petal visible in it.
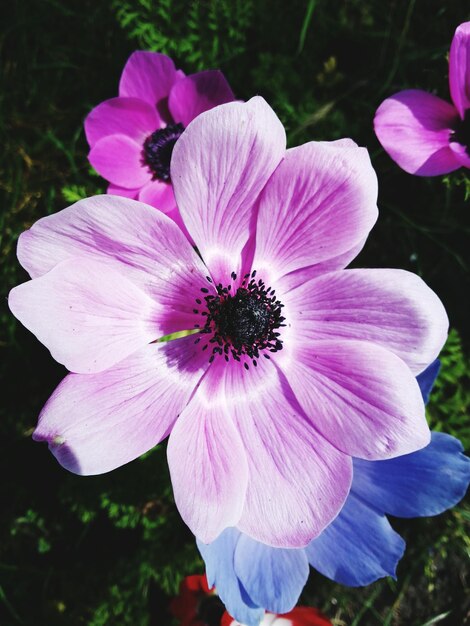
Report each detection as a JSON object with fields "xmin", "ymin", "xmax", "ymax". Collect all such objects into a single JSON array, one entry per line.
[
  {"xmin": 169, "ymin": 70, "xmax": 235, "ymax": 126},
  {"xmin": 107, "ymin": 184, "xmax": 139, "ymax": 199},
  {"xmin": 279, "ymin": 340, "xmax": 430, "ymax": 460},
  {"xmin": 253, "ymin": 141, "xmax": 378, "ymax": 281},
  {"xmin": 197, "ymin": 529, "xmax": 264, "ymax": 626},
  {"xmin": 9, "ymin": 257, "xmax": 159, "ymax": 373},
  {"xmin": 449, "ymin": 21, "xmax": 470, "ymax": 119},
  {"xmin": 352, "ymin": 432, "xmax": 470, "ymax": 518},
  {"xmin": 33, "ymin": 337, "xmax": 208, "ymax": 474},
  {"xmin": 234, "ymin": 534, "xmax": 308, "ymax": 614},
  {"xmin": 416, "ymin": 359, "xmax": 440, "ymax": 404},
  {"xmin": 221, "ymin": 358, "xmax": 352, "ymax": 548},
  {"xmin": 305, "ymin": 494, "xmax": 405, "ymax": 586},
  {"xmin": 171, "ymin": 96, "xmax": 286, "ymax": 282},
  {"xmin": 119, "ymin": 51, "xmax": 178, "ymax": 114},
  {"xmin": 84, "ymin": 97, "xmax": 159, "ymax": 148},
  {"xmin": 167, "ymin": 367, "xmax": 249, "ymax": 543},
  {"xmin": 374, "ymin": 90, "xmax": 461, "ymax": 175},
  {"xmin": 89, "ymin": 134, "xmax": 151, "ymax": 188},
  {"xmin": 282, "ymin": 268, "xmax": 448, "ymax": 374}
]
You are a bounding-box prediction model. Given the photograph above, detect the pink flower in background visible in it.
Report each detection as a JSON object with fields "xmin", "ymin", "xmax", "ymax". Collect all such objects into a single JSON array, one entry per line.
[
  {"xmin": 85, "ymin": 51, "xmax": 235, "ymax": 232},
  {"xmin": 9, "ymin": 98, "xmax": 448, "ymax": 548},
  {"xmin": 374, "ymin": 21, "xmax": 470, "ymax": 176}
]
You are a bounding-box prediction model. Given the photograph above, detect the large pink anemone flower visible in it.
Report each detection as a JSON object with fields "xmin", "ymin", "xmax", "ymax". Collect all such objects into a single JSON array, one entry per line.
[
  {"xmin": 85, "ymin": 51, "xmax": 234, "ymax": 232},
  {"xmin": 9, "ymin": 97, "xmax": 448, "ymax": 548},
  {"xmin": 374, "ymin": 22, "xmax": 470, "ymax": 176}
]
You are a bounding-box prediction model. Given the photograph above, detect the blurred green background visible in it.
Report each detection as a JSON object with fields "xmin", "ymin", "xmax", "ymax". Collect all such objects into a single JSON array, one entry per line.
[{"xmin": 1, "ymin": 1, "xmax": 469, "ymax": 624}]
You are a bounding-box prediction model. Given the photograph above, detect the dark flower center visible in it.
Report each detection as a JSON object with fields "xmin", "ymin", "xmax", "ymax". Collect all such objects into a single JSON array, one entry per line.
[
  {"xmin": 197, "ymin": 594, "xmax": 225, "ymax": 626},
  {"xmin": 193, "ymin": 271, "xmax": 285, "ymax": 369},
  {"xmin": 450, "ymin": 109, "xmax": 470, "ymax": 155},
  {"xmin": 142, "ymin": 123, "xmax": 185, "ymax": 181}
]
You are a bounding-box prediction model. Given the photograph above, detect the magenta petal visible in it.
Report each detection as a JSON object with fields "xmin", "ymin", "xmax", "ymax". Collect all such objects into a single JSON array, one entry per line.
[
  {"xmin": 171, "ymin": 96, "xmax": 286, "ymax": 282},
  {"xmin": 89, "ymin": 134, "xmax": 151, "ymax": 188},
  {"xmin": 253, "ymin": 141, "xmax": 378, "ymax": 281},
  {"xmin": 279, "ymin": 340, "xmax": 430, "ymax": 460},
  {"xmin": 119, "ymin": 51, "xmax": 177, "ymax": 111},
  {"xmin": 222, "ymin": 358, "xmax": 352, "ymax": 548},
  {"xmin": 84, "ymin": 97, "xmax": 159, "ymax": 148},
  {"xmin": 107, "ymin": 184, "xmax": 139, "ymax": 199},
  {"xmin": 9, "ymin": 257, "xmax": 159, "ymax": 374},
  {"xmin": 168, "ymin": 70, "xmax": 235, "ymax": 126},
  {"xmin": 374, "ymin": 90, "xmax": 461, "ymax": 175},
  {"xmin": 167, "ymin": 366, "xmax": 249, "ymax": 543},
  {"xmin": 138, "ymin": 179, "xmax": 177, "ymax": 214},
  {"xmin": 33, "ymin": 337, "xmax": 208, "ymax": 475},
  {"xmin": 283, "ymin": 268, "xmax": 448, "ymax": 374},
  {"xmin": 449, "ymin": 22, "xmax": 470, "ymax": 119}
]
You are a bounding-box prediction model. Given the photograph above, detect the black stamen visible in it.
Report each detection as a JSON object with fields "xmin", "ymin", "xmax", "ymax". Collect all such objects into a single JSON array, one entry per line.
[{"xmin": 142, "ymin": 123, "xmax": 184, "ymax": 181}]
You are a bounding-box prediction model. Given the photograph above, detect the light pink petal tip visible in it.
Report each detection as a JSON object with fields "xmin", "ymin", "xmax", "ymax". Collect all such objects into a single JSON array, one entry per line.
[
  {"xmin": 449, "ymin": 22, "xmax": 470, "ymax": 119},
  {"xmin": 169, "ymin": 70, "xmax": 235, "ymax": 126},
  {"xmin": 253, "ymin": 141, "xmax": 378, "ymax": 281},
  {"xmin": 171, "ymin": 96, "xmax": 286, "ymax": 282},
  {"xmin": 89, "ymin": 134, "xmax": 151, "ymax": 188},
  {"xmin": 33, "ymin": 337, "xmax": 208, "ymax": 475},
  {"xmin": 374, "ymin": 90, "xmax": 461, "ymax": 175}
]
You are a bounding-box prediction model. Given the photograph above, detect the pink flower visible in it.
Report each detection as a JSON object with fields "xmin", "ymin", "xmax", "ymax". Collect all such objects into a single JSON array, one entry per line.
[
  {"xmin": 374, "ymin": 22, "xmax": 470, "ymax": 176},
  {"xmin": 9, "ymin": 98, "xmax": 448, "ymax": 547},
  {"xmin": 85, "ymin": 51, "xmax": 235, "ymax": 233}
]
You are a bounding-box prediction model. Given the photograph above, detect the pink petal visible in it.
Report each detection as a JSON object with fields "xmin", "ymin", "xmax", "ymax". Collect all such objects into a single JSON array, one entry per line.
[
  {"xmin": 119, "ymin": 51, "xmax": 178, "ymax": 115},
  {"xmin": 282, "ymin": 268, "xmax": 448, "ymax": 375},
  {"xmin": 278, "ymin": 340, "xmax": 430, "ymax": 461},
  {"xmin": 9, "ymin": 257, "xmax": 159, "ymax": 374},
  {"xmin": 33, "ymin": 337, "xmax": 208, "ymax": 474},
  {"xmin": 374, "ymin": 90, "xmax": 461, "ymax": 175},
  {"xmin": 171, "ymin": 96, "xmax": 286, "ymax": 282},
  {"xmin": 16, "ymin": 195, "xmax": 210, "ymax": 334},
  {"xmin": 138, "ymin": 179, "xmax": 177, "ymax": 213},
  {"xmin": 89, "ymin": 134, "xmax": 151, "ymax": 188},
  {"xmin": 168, "ymin": 70, "xmax": 235, "ymax": 126},
  {"xmin": 449, "ymin": 21, "xmax": 470, "ymax": 119},
  {"xmin": 223, "ymin": 359, "xmax": 352, "ymax": 548},
  {"xmin": 167, "ymin": 365, "xmax": 249, "ymax": 543},
  {"xmin": 84, "ymin": 97, "xmax": 159, "ymax": 148},
  {"xmin": 253, "ymin": 141, "xmax": 378, "ymax": 282},
  {"xmin": 107, "ymin": 184, "xmax": 139, "ymax": 199}
]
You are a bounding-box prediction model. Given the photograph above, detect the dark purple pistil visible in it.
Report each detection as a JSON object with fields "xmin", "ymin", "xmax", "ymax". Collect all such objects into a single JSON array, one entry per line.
[
  {"xmin": 450, "ymin": 109, "xmax": 470, "ymax": 155},
  {"xmin": 142, "ymin": 122, "xmax": 184, "ymax": 181}
]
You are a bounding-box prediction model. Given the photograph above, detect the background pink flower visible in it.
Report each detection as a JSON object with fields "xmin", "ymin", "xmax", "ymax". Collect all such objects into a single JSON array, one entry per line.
[
  {"xmin": 374, "ymin": 21, "xmax": 470, "ymax": 176},
  {"xmin": 85, "ymin": 51, "xmax": 235, "ymax": 233}
]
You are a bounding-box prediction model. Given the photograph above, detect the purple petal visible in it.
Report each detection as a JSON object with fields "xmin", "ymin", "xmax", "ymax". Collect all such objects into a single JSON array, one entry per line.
[
  {"xmin": 374, "ymin": 89, "xmax": 461, "ymax": 175},
  {"xmin": 169, "ymin": 70, "xmax": 235, "ymax": 126},
  {"xmin": 449, "ymin": 21, "xmax": 470, "ymax": 119},
  {"xmin": 352, "ymin": 432, "xmax": 470, "ymax": 518},
  {"xmin": 9, "ymin": 257, "xmax": 159, "ymax": 374},
  {"xmin": 33, "ymin": 337, "xmax": 208, "ymax": 474},
  {"xmin": 89, "ymin": 134, "xmax": 151, "ymax": 188},
  {"xmin": 138, "ymin": 179, "xmax": 177, "ymax": 213},
  {"xmin": 84, "ymin": 97, "xmax": 159, "ymax": 148},
  {"xmin": 282, "ymin": 268, "xmax": 448, "ymax": 375},
  {"xmin": 416, "ymin": 359, "xmax": 440, "ymax": 404},
  {"xmin": 278, "ymin": 340, "xmax": 430, "ymax": 460},
  {"xmin": 171, "ymin": 96, "xmax": 286, "ymax": 282},
  {"xmin": 107, "ymin": 184, "xmax": 139, "ymax": 199},
  {"xmin": 253, "ymin": 141, "xmax": 378, "ymax": 281}
]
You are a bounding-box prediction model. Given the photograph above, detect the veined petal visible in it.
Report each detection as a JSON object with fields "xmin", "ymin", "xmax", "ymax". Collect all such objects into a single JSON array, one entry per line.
[
  {"xmin": 279, "ymin": 340, "xmax": 430, "ymax": 460},
  {"xmin": 374, "ymin": 90, "xmax": 461, "ymax": 175},
  {"xmin": 169, "ymin": 70, "xmax": 235, "ymax": 126},
  {"xmin": 253, "ymin": 141, "xmax": 378, "ymax": 280},
  {"xmin": 33, "ymin": 337, "xmax": 208, "ymax": 474},
  {"xmin": 305, "ymin": 494, "xmax": 405, "ymax": 586},
  {"xmin": 9, "ymin": 257, "xmax": 159, "ymax": 374},
  {"xmin": 171, "ymin": 96, "xmax": 286, "ymax": 282},
  {"xmin": 282, "ymin": 268, "xmax": 448, "ymax": 374},
  {"xmin": 449, "ymin": 22, "xmax": 470, "ymax": 119},
  {"xmin": 89, "ymin": 134, "xmax": 151, "ymax": 188},
  {"xmin": 352, "ymin": 432, "xmax": 470, "ymax": 518}
]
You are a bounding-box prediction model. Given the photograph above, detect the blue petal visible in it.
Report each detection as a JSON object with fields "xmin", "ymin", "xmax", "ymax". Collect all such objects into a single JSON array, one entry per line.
[
  {"xmin": 305, "ymin": 493, "xmax": 405, "ymax": 586},
  {"xmin": 416, "ymin": 359, "xmax": 440, "ymax": 404},
  {"xmin": 352, "ymin": 431, "xmax": 470, "ymax": 518},
  {"xmin": 234, "ymin": 534, "xmax": 308, "ymax": 614},
  {"xmin": 197, "ymin": 529, "xmax": 264, "ymax": 626}
]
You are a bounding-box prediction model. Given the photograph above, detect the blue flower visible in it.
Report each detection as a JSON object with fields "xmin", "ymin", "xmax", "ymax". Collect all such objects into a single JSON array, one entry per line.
[{"xmin": 197, "ymin": 360, "xmax": 470, "ymax": 626}]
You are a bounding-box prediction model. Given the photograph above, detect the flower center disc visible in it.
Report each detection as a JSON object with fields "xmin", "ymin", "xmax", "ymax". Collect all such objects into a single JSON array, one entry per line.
[
  {"xmin": 451, "ymin": 109, "xmax": 470, "ymax": 155},
  {"xmin": 143, "ymin": 122, "xmax": 185, "ymax": 181}
]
